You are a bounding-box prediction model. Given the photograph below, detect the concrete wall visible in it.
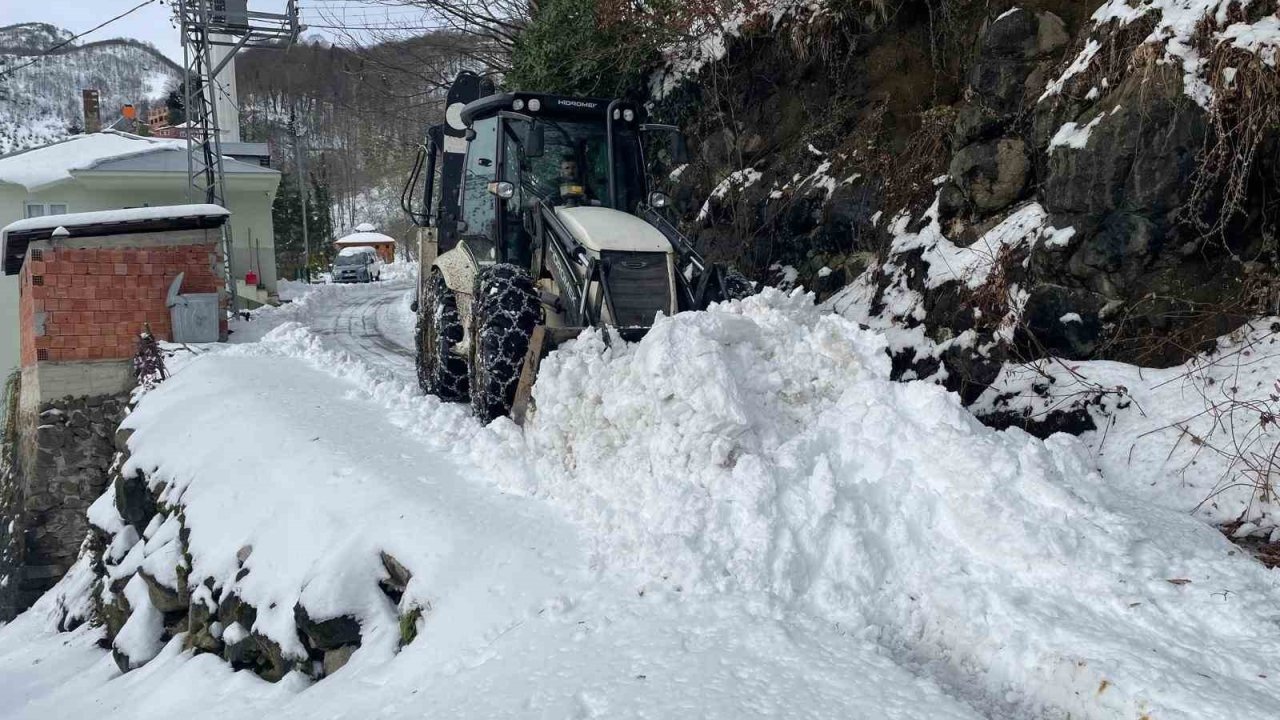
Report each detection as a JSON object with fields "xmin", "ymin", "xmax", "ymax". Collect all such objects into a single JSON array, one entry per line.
[{"xmin": 0, "ymin": 173, "xmax": 280, "ymax": 296}]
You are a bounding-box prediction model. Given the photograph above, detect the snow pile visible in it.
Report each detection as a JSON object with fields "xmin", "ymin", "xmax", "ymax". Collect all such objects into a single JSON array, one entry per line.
[
  {"xmin": 377, "ymin": 259, "xmax": 418, "ymax": 282},
  {"xmin": 1048, "ymin": 113, "xmax": 1105, "ymax": 151},
  {"xmin": 977, "ymin": 317, "xmax": 1280, "ymax": 531},
  {"xmin": 227, "ymin": 281, "xmax": 357, "ymax": 343},
  {"xmin": 890, "ymin": 200, "xmax": 1054, "ymax": 290},
  {"xmin": 1042, "ymin": 0, "xmax": 1280, "ymax": 109},
  {"xmin": 520, "ymin": 290, "xmax": 891, "ymax": 588},
  {"xmin": 511, "ymin": 289, "xmax": 1280, "ymax": 718}
]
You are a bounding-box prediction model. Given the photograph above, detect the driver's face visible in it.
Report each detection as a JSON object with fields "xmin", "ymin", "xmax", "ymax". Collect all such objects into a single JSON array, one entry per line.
[{"xmin": 559, "ymin": 160, "xmax": 577, "ymax": 179}]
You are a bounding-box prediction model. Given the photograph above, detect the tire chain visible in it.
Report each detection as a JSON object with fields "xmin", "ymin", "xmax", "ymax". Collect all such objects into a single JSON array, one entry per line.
[
  {"xmin": 470, "ymin": 264, "xmax": 540, "ymax": 423},
  {"xmin": 417, "ymin": 273, "xmax": 469, "ymax": 401}
]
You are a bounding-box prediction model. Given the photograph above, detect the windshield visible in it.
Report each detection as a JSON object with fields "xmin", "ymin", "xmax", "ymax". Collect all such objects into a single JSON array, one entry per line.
[
  {"xmin": 335, "ymin": 252, "xmax": 371, "ymax": 266},
  {"xmin": 504, "ymin": 117, "xmax": 644, "ymax": 212}
]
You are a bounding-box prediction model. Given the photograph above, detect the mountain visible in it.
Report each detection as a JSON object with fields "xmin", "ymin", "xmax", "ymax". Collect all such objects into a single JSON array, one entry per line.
[{"xmin": 0, "ymin": 23, "xmax": 179, "ymax": 154}]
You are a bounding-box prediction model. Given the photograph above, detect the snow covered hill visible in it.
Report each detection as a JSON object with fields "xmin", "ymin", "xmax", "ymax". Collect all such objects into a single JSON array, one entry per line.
[{"xmin": 0, "ymin": 24, "xmax": 178, "ymax": 154}]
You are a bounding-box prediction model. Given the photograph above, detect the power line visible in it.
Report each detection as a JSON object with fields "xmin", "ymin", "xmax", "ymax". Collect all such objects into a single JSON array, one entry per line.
[{"xmin": 0, "ymin": 0, "xmax": 161, "ymax": 80}]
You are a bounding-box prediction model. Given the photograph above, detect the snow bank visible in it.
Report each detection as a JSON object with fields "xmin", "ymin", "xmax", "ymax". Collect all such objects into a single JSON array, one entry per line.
[
  {"xmin": 977, "ymin": 317, "xmax": 1280, "ymax": 531},
  {"xmin": 509, "ymin": 290, "xmax": 1280, "ymax": 718}
]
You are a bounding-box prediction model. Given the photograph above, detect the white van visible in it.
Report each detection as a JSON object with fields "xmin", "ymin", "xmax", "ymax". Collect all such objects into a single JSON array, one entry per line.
[{"xmin": 332, "ymin": 246, "xmax": 383, "ymax": 283}]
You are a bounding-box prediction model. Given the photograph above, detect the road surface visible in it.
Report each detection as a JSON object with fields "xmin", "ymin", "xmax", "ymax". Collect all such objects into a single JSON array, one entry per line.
[{"xmin": 310, "ymin": 279, "xmax": 417, "ymax": 382}]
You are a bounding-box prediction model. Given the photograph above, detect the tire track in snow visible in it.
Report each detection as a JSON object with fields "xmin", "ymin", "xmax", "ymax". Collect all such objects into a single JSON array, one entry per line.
[{"xmin": 310, "ymin": 281, "xmax": 417, "ymax": 382}]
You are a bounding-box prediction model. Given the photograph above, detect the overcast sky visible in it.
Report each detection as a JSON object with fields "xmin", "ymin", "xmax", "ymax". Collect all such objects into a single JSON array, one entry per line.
[{"xmin": 0, "ymin": 1, "xmax": 407, "ymax": 62}]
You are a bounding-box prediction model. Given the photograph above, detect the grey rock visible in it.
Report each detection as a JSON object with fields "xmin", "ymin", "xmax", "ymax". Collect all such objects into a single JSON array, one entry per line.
[
  {"xmin": 1034, "ymin": 12, "xmax": 1069, "ymax": 57},
  {"xmin": 949, "ymin": 138, "xmax": 1030, "ymax": 213},
  {"xmin": 295, "ymin": 604, "xmax": 362, "ymax": 651},
  {"xmin": 114, "ymin": 470, "xmax": 156, "ymax": 529},
  {"xmin": 139, "ymin": 569, "xmax": 185, "ymax": 614},
  {"xmin": 1022, "ymin": 284, "xmax": 1106, "ymax": 358},
  {"xmin": 323, "ymin": 645, "xmax": 357, "ymax": 676},
  {"xmin": 1042, "ymin": 65, "xmax": 1205, "ymax": 222},
  {"xmin": 380, "ymin": 551, "xmax": 412, "ymax": 593},
  {"xmin": 35, "ymin": 424, "xmax": 65, "ymax": 451}
]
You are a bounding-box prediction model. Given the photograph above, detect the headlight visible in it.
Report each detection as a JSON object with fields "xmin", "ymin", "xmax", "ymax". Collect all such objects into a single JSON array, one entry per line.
[
  {"xmin": 513, "ymin": 99, "xmax": 525, "ymax": 111},
  {"xmin": 623, "ymin": 108, "xmax": 635, "ymax": 122},
  {"xmin": 649, "ymin": 191, "xmax": 670, "ymax": 208},
  {"xmin": 528, "ymin": 98, "xmax": 541, "ymax": 112}
]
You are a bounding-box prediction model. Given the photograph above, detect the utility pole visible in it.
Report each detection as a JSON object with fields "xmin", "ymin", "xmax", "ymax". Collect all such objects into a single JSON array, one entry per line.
[
  {"xmin": 174, "ymin": 0, "xmax": 301, "ymax": 310},
  {"xmin": 291, "ymin": 106, "xmax": 311, "ymax": 282}
]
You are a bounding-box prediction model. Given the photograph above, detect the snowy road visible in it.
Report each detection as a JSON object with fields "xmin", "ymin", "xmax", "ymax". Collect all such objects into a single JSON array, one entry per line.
[{"xmin": 306, "ymin": 280, "xmax": 417, "ymax": 381}]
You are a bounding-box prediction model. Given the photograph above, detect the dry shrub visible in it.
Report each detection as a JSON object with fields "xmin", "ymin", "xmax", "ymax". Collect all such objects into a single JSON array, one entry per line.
[
  {"xmin": 1183, "ymin": 4, "xmax": 1280, "ymax": 243},
  {"xmin": 1044, "ymin": 13, "xmax": 1162, "ymax": 103},
  {"xmin": 965, "ymin": 243, "xmax": 1023, "ymax": 332}
]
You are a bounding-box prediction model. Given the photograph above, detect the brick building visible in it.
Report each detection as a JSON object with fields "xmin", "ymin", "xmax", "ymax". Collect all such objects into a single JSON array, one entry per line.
[{"xmin": 0, "ymin": 205, "xmax": 229, "ymax": 616}]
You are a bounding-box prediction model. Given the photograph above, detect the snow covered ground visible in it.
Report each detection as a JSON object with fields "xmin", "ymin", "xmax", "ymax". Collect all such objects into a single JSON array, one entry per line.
[{"xmin": 4, "ymin": 280, "xmax": 1280, "ymax": 719}]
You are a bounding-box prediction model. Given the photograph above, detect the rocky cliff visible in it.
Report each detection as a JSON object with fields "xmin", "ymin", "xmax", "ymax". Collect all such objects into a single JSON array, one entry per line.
[{"xmin": 658, "ymin": 0, "xmax": 1280, "ymax": 425}]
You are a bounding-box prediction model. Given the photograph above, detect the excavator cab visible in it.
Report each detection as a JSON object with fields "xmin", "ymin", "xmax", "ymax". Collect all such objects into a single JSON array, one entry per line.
[{"xmin": 402, "ymin": 72, "xmax": 746, "ymax": 424}]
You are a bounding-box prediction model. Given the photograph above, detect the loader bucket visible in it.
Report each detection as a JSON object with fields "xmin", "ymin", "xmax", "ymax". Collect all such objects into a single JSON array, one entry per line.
[{"xmin": 510, "ymin": 325, "xmax": 651, "ymax": 425}]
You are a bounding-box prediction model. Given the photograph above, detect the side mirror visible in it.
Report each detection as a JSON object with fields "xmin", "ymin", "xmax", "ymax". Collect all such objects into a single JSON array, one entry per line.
[{"xmin": 526, "ymin": 123, "xmax": 545, "ymax": 158}]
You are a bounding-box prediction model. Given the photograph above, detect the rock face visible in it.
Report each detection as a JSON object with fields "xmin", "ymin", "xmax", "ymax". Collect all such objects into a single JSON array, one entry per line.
[
  {"xmin": 0, "ymin": 392, "xmax": 126, "ymax": 620},
  {"xmin": 665, "ymin": 0, "xmax": 1279, "ymax": 428}
]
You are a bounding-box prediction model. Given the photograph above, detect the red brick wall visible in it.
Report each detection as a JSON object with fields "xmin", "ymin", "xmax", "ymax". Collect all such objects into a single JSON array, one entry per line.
[{"xmin": 20, "ymin": 242, "xmax": 222, "ymax": 366}]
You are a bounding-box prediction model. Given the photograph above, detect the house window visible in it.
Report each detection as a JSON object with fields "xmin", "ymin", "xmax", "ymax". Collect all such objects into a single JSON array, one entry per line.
[{"xmin": 24, "ymin": 202, "xmax": 68, "ymax": 218}]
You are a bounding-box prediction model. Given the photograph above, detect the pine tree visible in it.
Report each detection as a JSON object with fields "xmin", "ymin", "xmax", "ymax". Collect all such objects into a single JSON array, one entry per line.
[
  {"xmin": 272, "ymin": 171, "xmax": 304, "ymax": 279},
  {"xmin": 309, "ymin": 165, "xmax": 335, "ymax": 271}
]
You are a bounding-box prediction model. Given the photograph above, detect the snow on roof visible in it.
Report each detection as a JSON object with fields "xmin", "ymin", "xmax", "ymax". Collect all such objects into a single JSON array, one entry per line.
[
  {"xmin": 0, "ymin": 130, "xmax": 184, "ymax": 192},
  {"xmin": 2, "ymin": 204, "xmax": 231, "ymax": 275},
  {"xmin": 337, "ymin": 245, "xmax": 379, "ymax": 256},
  {"xmin": 335, "ymin": 231, "xmax": 395, "ymax": 245},
  {"xmin": 1, "ymin": 204, "xmax": 230, "ymax": 238},
  {"xmin": 355, "ymin": 222, "xmax": 377, "ymax": 232}
]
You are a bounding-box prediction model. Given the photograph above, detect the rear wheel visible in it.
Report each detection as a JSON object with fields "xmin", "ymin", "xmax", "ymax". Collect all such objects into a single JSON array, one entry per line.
[
  {"xmin": 470, "ymin": 264, "xmax": 540, "ymax": 423},
  {"xmin": 417, "ymin": 272, "xmax": 469, "ymax": 402}
]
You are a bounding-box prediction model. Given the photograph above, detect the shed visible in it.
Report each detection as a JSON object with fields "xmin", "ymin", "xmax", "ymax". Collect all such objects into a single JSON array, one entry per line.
[{"xmin": 334, "ymin": 223, "xmax": 396, "ymax": 263}]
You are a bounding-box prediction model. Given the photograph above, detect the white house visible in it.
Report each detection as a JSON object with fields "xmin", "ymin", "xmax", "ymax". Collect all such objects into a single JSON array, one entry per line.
[{"xmin": 0, "ymin": 130, "xmax": 282, "ymax": 382}]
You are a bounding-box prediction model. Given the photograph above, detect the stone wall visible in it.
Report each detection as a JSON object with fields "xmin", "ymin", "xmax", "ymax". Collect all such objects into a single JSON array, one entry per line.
[
  {"xmin": 71, "ymin": 434, "xmax": 420, "ymax": 681},
  {"xmin": 0, "ymin": 389, "xmax": 125, "ymax": 620},
  {"xmin": 0, "ymin": 371, "xmax": 22, "ymax": 620}
]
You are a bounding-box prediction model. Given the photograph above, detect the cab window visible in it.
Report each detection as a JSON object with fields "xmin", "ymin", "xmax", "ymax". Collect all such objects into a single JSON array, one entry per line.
[{"xmin": 460, "ymin": 117, "xmax": 498, "ymax": 249}]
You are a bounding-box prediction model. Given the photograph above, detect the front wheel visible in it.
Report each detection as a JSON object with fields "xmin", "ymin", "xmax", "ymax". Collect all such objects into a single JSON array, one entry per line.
[
  {"xmin": 470, "ymin": 264, "xmax": 540, "ymax": 423},
  {"xmin": 417, "ymin": 273, "xmax": 469, "ymax": 402}
]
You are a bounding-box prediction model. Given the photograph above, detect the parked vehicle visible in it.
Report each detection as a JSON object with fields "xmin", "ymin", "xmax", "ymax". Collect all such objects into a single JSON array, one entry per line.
[{"xmin": 331, "ymin": 247, "xmax": 382, "ymax": 283}]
